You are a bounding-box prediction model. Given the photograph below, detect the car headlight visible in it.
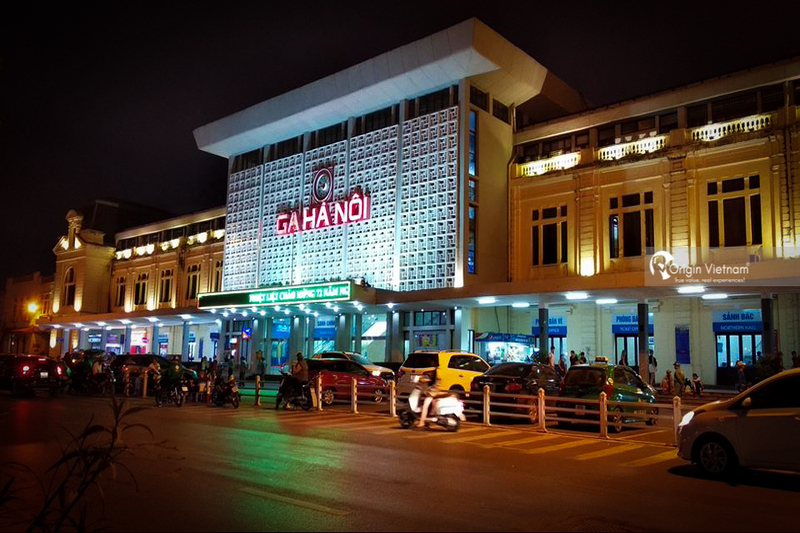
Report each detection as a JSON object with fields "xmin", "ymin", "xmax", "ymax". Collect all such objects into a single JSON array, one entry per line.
[
  {"xmin": 679, "ymin": 411, "xmax": 694, "ymax": 427},
  {"xmin": 371, "ymin": 370, "xmax": 381, "ymax": 377}
]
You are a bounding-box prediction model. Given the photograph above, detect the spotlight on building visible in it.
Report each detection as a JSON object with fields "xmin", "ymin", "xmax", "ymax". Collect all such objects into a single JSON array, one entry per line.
[{"xmin": 477, "ymin": 297, "xmax": 496, "ymax": 305}]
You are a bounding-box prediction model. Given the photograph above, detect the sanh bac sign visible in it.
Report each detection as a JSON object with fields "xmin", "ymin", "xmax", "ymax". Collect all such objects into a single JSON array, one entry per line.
[{"xmin": 275, "ymin": 167, "xmax": 371, "ymax": 236}]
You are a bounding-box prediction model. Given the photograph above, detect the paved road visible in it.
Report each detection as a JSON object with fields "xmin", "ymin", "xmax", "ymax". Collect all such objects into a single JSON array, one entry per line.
[{"xmin": 1, "ymin": 394, "xmax": 797, "ymax": 532}]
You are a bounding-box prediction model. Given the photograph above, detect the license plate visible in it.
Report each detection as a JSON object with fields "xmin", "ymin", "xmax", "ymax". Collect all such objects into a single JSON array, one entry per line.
[
  {"xmin": 40, "ymin": 371, "xmax": 49, "ymax": 379},
  {"xmin": 575, "ymin": 404, "xmax": 585, "ymax": 414},
  {"xmin": 181, "ymin": 386, "xmax": 188, "ymax": 392}
]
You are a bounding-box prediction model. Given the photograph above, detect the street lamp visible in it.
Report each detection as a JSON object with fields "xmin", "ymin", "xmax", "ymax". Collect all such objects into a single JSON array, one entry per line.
[{"xmin": 27, "ymin": 302, "xmax": 39, "ymax": 314}]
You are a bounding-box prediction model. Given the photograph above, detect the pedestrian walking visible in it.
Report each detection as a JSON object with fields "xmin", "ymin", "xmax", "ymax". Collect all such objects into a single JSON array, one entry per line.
[
  {"xmin": 648, "ymin": 350, "xmax": 658, "ymax": 386},
  {"xmin": 736, "ymin": 360, "xmax": 747, "ymax": 392}
]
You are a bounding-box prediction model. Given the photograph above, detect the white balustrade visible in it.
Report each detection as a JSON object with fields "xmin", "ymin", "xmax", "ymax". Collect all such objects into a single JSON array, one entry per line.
[
  {"xmin": 518, "ymin": 152, "xmax": 580, "ymax": 177},
  {"xmin": 597, "ymin": 135, "xmax": 667, "ymax": 161},
  {"xmin": 690, "ymin": 113, "xmax": 772, "ymax": 142}
]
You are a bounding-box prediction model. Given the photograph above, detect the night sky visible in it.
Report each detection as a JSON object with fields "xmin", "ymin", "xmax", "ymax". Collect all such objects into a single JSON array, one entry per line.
[{"xmin": 2, "ymin": 1, "xmax": 799, "ymax": 285}]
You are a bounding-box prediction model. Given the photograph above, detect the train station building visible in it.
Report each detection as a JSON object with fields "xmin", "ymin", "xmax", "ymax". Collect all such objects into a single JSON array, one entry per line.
[{"xmin": 31, "ymin": 18, "xmax": 800, "ymax": 386}]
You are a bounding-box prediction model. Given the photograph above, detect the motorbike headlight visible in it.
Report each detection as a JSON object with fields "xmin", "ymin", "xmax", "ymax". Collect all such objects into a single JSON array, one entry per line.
[{"xmin": 679, "ymin": 411, "xmax": 694, "ymax": 427}]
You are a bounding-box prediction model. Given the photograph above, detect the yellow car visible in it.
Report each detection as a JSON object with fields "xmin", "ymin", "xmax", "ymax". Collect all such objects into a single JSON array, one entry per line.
[{"xmin": 396, "ymin": 350, "xmax": 490, "ymax": 394}]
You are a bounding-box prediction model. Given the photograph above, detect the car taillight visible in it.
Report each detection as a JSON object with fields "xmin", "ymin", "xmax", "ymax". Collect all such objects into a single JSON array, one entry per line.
[
  {"xmin": 506, "ymin": 383, "xmax": 523, "ymax": 393},
  {"xmin": 22, "ymin": 365, "xmax": 31, "ymax": 374}
]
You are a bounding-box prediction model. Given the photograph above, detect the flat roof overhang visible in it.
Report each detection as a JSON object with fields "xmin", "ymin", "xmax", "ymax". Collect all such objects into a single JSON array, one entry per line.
[
  {"xmin": 193, "ymin": 18, "xmax": 560, "ymax": 158},
  {"xmin": 38, "ymin": 307, "xmax": 218, "ymax": 330}
]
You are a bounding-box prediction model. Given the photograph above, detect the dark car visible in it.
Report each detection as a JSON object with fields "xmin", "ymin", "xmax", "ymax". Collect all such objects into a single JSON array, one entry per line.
[
  {"xmin": 0, "ymin": 354, "xmax": 67, "ymax": 395},
  {"xmin": 470, "ymin": 363, "xmax": 561, "ymax": 423},
  {"xmin": 557, "ymin": 358, "xmax": 658, "ymax": 432}
]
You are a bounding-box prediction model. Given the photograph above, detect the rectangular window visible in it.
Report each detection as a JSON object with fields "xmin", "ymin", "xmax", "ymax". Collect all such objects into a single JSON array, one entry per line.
[
  {"xmin": 645, "ymin": 209, "xmax": 654, "ymax": 253},
  {"xmin": 470, "ymin": 85, "xmax": 488, "ymax": 111},
  {"xmin": 114, "ymin": 277, "xmax": 126, "ymax": 307},
  {"xmin": 492, "ymin": 99, "xmax": 509, "ymax": 124},
  {"xmin": 134, "ymin": 273, "xmax": 148, "ymax": 306},
  {"xmin": 186, "ymin": 264, "xmax": 201, "ymax": 301},
  {"xmin": 213, "ymin": 260, "xmax": 223, "ymax": 292},
  {"xmin": 418, "ymin": 88, "xmax": 450, "ymax": 116},
  {"xmin": 159, "ymin": 269, "xmax": 173, "ymax": 304},
  {"xmin": 469, "ymin": 111, "xmax": 477, "ymax": 176},
  {"xmin": 659, "ymin": 111, "xmax": 678, "ymax": 134},
  {"xmin": 722, "ymin": 177, "xmax": 745, "ymax": 193},
  {"xmin": 598, "ymin": 126, "xmax": 616, "ymax": 147},
  {"xmin": 723, "ymin": 197, "xmax": 747, "ymax": 247},
  {"xmin": 622, "ymin": 211, "xmax": 642, "ymax": 257},
  {"xmin": 687, "ymin": 104, "xmax": 708, "ymax": 127},
  {"xmin": 750, "ymin": 195, "xmax": 762, "ymax": 245},
  {"xmin": 531, "ymin": 205, "xmax": 568, "ymax": 267},
  {"xmin": 709, "ymin": 201, "xmax": 720, "ymax": 248},
  {"xmin": 760, "ymin": 84, "xmax": 784, "ymax": 113},
  {"xmin": 609, "ymin": 215, "xmax": 619, "ymax": 259},
  {"xmin": 468, "ymin": 230, "xmax": 476, "ymax": 274},
  {"xmin": 542, "ymin": 223, "xmax": 558, "ymax": 265},
  {"xmin": 468, "ymin": 178, "xmax": 477, "ymax": 203},
  {"xmin": 622, "ymin": 193, "xmax": 641, "ymax": 207}
]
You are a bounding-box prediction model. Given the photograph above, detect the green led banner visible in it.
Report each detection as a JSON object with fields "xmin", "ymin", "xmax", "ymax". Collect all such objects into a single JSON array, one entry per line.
[{"xmin": 198, "ymin": 281, "xmax": 352, "ymax": 309}]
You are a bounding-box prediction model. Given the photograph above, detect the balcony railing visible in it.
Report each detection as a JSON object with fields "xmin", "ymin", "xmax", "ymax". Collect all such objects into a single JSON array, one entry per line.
[
  {"xmin": 518, "ymin": 152, "xmax": 580, "ymax": 177},
  {"xmin": 690, "ymin": 113, "xmax": 772, "ymax": 142},
  {"xmin": 597, "ymin": 135, "xmax": 667, "ymax": 161}
]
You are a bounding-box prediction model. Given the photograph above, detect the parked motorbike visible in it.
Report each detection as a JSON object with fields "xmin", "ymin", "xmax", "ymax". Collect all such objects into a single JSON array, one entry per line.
[
  {"xmin": 399, "ymin": 386, "xmax": 465, "ymax": 432},
  {"xmin": 156, "ymin": 378, "xmax": 186, "ymax": 407},
  {"xmin": 211, "ymin": 378, "xmax": 241, "ymax": 408},
  {"xmin": 275, "ymin": 372, "xmax": 313, "ymax": 411},
  {"xmin": 70, "ymin": 370, "xmax": 112, "ymax": 396}
]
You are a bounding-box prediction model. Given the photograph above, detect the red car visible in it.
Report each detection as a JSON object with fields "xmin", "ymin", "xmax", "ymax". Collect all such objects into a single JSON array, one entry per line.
[
  {"xmin": 0, "ymin": 354, "xmax": 67, "ymax": 395},
  {"xmin": 308, "ymin": 358, "xmax": 388, "ymax": 406}
]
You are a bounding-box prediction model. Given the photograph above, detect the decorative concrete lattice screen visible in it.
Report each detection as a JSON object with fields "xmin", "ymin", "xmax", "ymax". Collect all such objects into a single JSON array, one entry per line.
[
  {"xmin": 222, "ymin": 106, "xmax": 459, "ymax": 293},
  {"xmin": 346, "ymin": 124, "xmax": 399, "ymax": 288},
  {"xmin": 223, "ymin": 165, "xmax": 263, "ymax": 291},
  {"xmin": 298, "ymin": 141, "xmax": 348, "ymax": 284},
  {"xmin": 399, "ymin": 106, "xmax": 458, "ymax": 291},
  {"xmin": 258, "ymin": 154, "xmax": 304, "ymax": 286}
]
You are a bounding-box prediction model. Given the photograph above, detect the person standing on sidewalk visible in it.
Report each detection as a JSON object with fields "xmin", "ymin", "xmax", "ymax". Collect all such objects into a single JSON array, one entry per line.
[{"xmin": 673, "ymin": 362, "xmax": 687, "ymax": 397}]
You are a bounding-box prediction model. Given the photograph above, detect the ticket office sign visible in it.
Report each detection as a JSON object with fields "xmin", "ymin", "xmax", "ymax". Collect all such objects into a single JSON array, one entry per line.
[{"xmin": 198, "ymin": 281, "xmax": 352, "ymax": 309}]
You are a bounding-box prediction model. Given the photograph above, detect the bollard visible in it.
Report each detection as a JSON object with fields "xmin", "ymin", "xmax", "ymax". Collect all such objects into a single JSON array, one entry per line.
[
  {"xmin": 351, "ymin": 377, "xmax": 358, "ymax": 414},
  {"xmin": 482, "ymin": 384, "xmax": 491, "ymax": 426},
  {"xmin": 599, "ymin": 391, "xmax": 608, "ymax": 438},
  {"xmin": 124, "ymin": 368, "xmax": 130, "ymax": 397},
  {"xmin": 142, "ymin": 372, "xmax": 148, "ymax": 398},
  {"xmin": 206, "ymin": 378, "xmax": 212, "ymax": 405},
  {"xmin": 673, "ymin": 395, "xmax": 682, "ymax": 444},
  {"xmin": 254, "ymin": 375, "xmax": 261, "ymax": 406},
  {"xmin": 316, "ymin": 374, "xmax": 323, "ymax": 411},
  {"xmin": 389, "ymin": 380, "xmax": 396, "ymax": 418},
  {"xmin": 537, "ymin": 388, "xmax": 547, "ymax": 432}
]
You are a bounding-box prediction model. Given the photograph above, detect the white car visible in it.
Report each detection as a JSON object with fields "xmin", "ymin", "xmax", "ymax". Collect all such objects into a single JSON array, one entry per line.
[{"xmin": 677, "ymin": 368, "xmax": 800, "ymax": 476}]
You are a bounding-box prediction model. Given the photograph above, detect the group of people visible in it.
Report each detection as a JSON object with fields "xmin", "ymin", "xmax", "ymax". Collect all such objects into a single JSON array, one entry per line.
[{"xmin": 659, "ymin": 362, "xmax": 704, "ymax": 396}]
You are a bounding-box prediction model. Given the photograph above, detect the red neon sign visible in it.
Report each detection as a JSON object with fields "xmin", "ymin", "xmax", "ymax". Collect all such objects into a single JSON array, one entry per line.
[{"xmin": 276, "ymin": 190, "xmax": 371, "ymax": 236}]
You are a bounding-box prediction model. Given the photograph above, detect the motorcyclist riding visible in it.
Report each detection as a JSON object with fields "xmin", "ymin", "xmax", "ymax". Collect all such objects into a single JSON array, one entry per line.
[{"xmin": 416, "ymin": 371, "xmax": 441, "ymax": 428}]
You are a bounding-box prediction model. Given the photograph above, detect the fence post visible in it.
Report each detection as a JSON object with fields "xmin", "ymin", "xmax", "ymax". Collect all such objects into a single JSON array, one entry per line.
[
  {"xmin": 254, "ymin": 375, "xmax": 261, "ymax": 406},
  {"xmin": 124, "ymin": 368, "xmax": 130, "ymax": 397},
  {"xmin": 482, "ymin": 384, "xmax": 491, "ymax": 426},
  {"xmin": 142, "ymin": 372, "xmax": 148, "ymax": 398},
  {"xmin": 599, "ymin": 391, "xmax": 608, "ymax": 438},
  {"xmin": 537, "ymin": 388, "xmax": 547, "ymax": 432},
  {"xmin": 673, "ymin": 395, "xmax": 681, "ymax": 443},
  {"xmin": 389, "ymin": 380, "xmax": 396, "ymax": 418},
  {"xmin": 206, "ymin": 378, "xmax": 211, "ymax": 405},
  {"xmin": 316, "ymin": 374, "xmax": 323, "ymax": 411},
  {"xmin": 351, "ymin": 377, "xmax": 358, "ymax": 414}
]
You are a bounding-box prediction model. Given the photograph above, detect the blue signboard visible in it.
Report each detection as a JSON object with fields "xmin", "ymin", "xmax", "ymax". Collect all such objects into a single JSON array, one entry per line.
[
  {"xmin": 675, "ymin": 326, "xmax": 691, "ymax": 364},
  {"xmin": 314, "ymin": 315, "xmax": 337, "ymax": 340},
  {"xmin": 272, "ymin": 321, "xmax": 291, "ymax": 339},
  {"xmin": 612, "ymin": 314, "xmax": 654, "ymax": 335},
  {"xmin": 158, "ymin": 334, "xmax": 169, "ymax": 344},
  {"xmin": 712, "ymin": 310, "xmax": 762, "ymax": 333},
  {"xmin": 532, "ymin": 316, "xmax": 568, "ymax": 336}
]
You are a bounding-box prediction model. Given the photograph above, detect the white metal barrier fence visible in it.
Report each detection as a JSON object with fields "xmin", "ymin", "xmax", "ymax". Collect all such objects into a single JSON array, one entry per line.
[{"xmin": 320, "ymin": 377, "xmax": 688, "ymax": 446}]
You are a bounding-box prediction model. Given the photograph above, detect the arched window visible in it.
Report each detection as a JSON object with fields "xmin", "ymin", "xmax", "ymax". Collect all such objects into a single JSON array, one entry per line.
[{"xmin": 63, "ymin": 268, "xmax": 76, "ymax": 307}]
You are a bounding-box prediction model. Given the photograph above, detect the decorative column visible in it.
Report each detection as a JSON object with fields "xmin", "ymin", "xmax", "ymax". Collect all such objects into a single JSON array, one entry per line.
[
  {"xmin": 353, "ymin": 313, "xmax": 363, "ymax": 353},
  {"xmin": 761, "ymin": 294, "xmax": 774, "ymax": 363},
  {"xmin": 181, "ymin": 321, "xmax": 190, "ymax": 362},
  {"xmin": 335, "ymin": 314, "xmax": 353, "ymax": 352},
  {"xmin": 386, "ymin": 311, "xmax": 403, "ymax": 362},
  {"xmin": 123, "ymin": 325, "xmax": 132, "ymax": 353},
  {"xmin": 151, "ymin": 324, "xmax": 159, "ymax": 355},
  {"xmin": 305, "ymin": 315, "xmax": 316, "ymax": 357},
  {"xmin": 538, "ymin": 304, "xmax": 549, "ymax": 361},
  {"xmin": 290, "ymin": 316, "xmax": 306, "ymax": 358}
]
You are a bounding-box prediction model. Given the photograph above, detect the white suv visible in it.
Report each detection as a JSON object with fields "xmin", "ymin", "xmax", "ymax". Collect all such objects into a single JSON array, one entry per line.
[{"xmin": 677, "ymin": 368, "xmax": 800, "ymax": 476}]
